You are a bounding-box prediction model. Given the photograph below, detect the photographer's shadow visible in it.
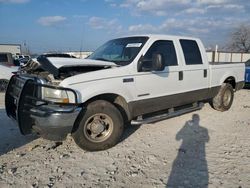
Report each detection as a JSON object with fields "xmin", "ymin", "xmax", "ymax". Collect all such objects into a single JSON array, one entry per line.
[{"xmin": 167, "ymin": 114, "xmax": 209, "ymax": 188}]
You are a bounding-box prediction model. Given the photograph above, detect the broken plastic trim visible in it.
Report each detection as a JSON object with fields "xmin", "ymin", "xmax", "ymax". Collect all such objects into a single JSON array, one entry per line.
[{"xmin": 37, "ymin": 55, "xmax": 59, "ymax": 77}]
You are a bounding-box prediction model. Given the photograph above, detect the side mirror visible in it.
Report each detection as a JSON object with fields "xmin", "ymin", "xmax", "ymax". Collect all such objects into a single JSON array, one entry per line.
[
  {"xmin": 137, "ymin": 53, "xmax": 165, "ymax": 72},
  {"xmin": 137, "ymin": 55, "xmax": 144, "ymax": 72},
  {"xmin": 152, "ymin": 53, "xmax": 165, "ymax": 71}
]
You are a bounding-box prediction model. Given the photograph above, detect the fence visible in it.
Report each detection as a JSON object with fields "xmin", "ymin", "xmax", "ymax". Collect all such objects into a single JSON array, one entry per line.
[{"xmin": 207, "ymin": 51, "xmax": 250, "ymax": 63}]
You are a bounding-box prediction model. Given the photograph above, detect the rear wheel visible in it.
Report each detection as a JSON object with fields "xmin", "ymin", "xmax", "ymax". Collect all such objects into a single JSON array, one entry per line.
[
  {"xmin": 0, "ymin": 79, "xmax": 9, "ymax": 92},
  {"xmin": 72, "ymin": 100, "xmax": 124, "ymax": 151},
  {"xmin": 210, "ymin": 83, "xmax": 234, "ymax": 111}
]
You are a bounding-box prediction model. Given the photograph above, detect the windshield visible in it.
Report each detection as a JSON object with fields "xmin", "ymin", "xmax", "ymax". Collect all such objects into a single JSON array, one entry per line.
[{"xmin": 88, "ymin": 37, "xmax": 148, "ymax": 66}]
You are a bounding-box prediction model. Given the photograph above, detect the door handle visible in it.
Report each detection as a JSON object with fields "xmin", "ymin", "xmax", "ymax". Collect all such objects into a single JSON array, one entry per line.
[
  {"xmin": 179, "ymin": 71, "xmax": 183, "ymax": 81},
  {"xmin": 204, "ymin": 69, "xmax": 207, "ymax": 78}
]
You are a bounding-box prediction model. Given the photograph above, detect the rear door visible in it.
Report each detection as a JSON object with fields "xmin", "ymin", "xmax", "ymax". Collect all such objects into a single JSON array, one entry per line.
[{"xmin": 178, "ymin": 39, "xmax": 210, "ymax": 102}]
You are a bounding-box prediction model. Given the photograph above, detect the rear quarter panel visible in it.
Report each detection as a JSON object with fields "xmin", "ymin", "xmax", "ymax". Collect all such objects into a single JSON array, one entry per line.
[{"xmin": 210, "ymin": 63, "xmax": 245, "ymax": 87}]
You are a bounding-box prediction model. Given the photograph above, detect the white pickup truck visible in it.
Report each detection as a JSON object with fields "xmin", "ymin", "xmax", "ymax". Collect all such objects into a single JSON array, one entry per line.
[{"xmin": 5, "ymin": 35, "xmax": 245, "ymax": 151}]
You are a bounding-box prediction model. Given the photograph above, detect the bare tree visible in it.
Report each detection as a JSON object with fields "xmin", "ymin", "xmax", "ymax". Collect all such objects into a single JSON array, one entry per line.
[{"xmin": 228, "ymin": 25, "xmax": 250, "ymax": 52}]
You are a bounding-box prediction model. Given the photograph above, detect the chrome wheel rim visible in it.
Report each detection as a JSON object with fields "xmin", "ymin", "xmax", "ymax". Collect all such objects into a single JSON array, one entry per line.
[
  {"xmin": 83, "ymin": 113, "xmax": 113, "ymax": 143},
  {"xmin": 223, "ymin": 89, "xmax": 231, "ymax": 106}
]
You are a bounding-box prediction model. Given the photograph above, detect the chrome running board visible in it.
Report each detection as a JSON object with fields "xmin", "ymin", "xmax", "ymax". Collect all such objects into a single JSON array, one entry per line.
[{"xmin": 131, "ymin": 102, "xmax": 204, "ymax": 125}]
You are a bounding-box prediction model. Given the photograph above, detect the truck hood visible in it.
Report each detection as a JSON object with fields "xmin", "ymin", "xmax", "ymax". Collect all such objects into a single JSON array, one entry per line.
[
  {"xmin": 21, "ymin": 56, "xmax": 118, "ymax": 79},
  {"xmin": 46, "ymin": 57, "xmax": 117, "ymax": 69},
  {"xmin": 59, "ymin": 63, "xmax": 132, "ymax": 88}
]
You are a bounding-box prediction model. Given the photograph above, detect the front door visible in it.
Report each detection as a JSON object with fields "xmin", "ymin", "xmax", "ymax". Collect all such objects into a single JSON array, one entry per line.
[{"xmin": 132, "ymin": 40, "xmax": 183, "ymax": 116}]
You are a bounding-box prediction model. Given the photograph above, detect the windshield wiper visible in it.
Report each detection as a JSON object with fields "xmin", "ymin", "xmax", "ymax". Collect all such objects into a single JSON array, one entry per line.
[
  {"xmin": 93, "ymin": 58, "xmax": 127, "ymax": 67},
  {"xmin": 95, "ymin": 58, "xmax": 110, "ymax": 62},
  {"xmin": 93, "ymin": 57, "xmax": 122, "ymax": 67}
]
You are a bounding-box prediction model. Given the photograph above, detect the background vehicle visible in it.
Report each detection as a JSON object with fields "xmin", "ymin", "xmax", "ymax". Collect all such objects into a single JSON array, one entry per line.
[
  {"xmin": 245, "ymin": 59, "xmax": 250, "ymax": 87},
  {"xmin": 0, "ymin": 53, "xmax": 18, "ymax": 92},
  {"xmin": 0, "ymin": 53, "xmax": 13, "ymax": 65},
  {"xmin": 40, "ymin": 53, "xmax": 77, "ymax": 58},
  {"xmin": 13, "ymin": 55, "xmax": 31, "ymax": 66},
  {"xmin": 18, "ymin": 56, "xmax": 30, "ymax": 65},
  {"xmin": 0, "ymin": 65, "xmax": 18, "ymax": 92},
  {"xmin": 5, "ymin": 35, "xmax": 245, "ymax": 151}
]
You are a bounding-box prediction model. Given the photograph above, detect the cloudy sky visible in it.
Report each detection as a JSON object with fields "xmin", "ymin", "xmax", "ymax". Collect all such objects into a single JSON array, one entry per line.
[{"xmin": 0, "ymin": 0, "xmax": 249, "ymax": 53}]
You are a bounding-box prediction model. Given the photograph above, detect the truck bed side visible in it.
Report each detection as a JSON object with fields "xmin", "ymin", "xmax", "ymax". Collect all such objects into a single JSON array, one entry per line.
[{"xmin": 209, "ymin": 62, "xmax": 245, "ymax": 89}]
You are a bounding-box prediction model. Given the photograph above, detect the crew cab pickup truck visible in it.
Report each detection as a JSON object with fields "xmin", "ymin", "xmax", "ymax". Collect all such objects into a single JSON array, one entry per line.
[{"xmin": 5, "ymin": 35, "xmax": 245, "ymax": 151}]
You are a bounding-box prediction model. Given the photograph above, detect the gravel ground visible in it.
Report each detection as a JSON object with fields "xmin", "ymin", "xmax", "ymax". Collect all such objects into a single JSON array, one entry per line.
[{"xmin": 0, "ymin": 90, "xmax": 250, "ymax": 188}]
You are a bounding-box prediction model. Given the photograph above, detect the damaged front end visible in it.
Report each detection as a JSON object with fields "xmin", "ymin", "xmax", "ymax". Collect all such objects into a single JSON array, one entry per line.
[
  {"xmin": 19, "ymin": 55, "xmax": 117, "ymax": 82},
  {"xmin": 5, "ymin": 56, "xmax": 117, "ymax": 140},
  {"xmin": 5, "ymin": 75, "xmax": 82, "ymax": 140}
]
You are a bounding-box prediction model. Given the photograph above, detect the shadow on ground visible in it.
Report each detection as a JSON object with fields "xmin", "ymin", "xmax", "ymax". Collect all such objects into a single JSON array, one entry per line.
[
  {"xmin": 120, "ymin": 123, "xmax": 141, "ymax": 143},
  {"xmin": 0, "ymin": 108, "xmax": 37, "ymax": 156},
  {"xmin": 167, "ymin": 114, "xmax": 209, "ymax": 188}
]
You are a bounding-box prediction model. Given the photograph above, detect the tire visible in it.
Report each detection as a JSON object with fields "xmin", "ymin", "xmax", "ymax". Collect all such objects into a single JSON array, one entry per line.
[
  {"xmin": 0, "ymin": 79, "xmax": 9, "ymax": 92},
  {"xmin": 72, "ymin": 100, "xmax": 124, "ymax": 151},
  {"xmin": 210, "ymin": 83, "xmax": 234, "ymax": 111}
]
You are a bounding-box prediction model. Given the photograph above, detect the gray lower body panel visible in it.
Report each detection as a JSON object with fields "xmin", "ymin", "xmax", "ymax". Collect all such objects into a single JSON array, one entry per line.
[{"xmin": 129, "ymin": 87, "xmax": 220, "ymax": 117}]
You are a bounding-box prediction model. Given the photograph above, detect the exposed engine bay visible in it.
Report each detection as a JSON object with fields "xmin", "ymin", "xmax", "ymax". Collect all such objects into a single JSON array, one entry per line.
[{"xmin": 19, "ymin": 55, "xmax": 117, "ymax": 83}]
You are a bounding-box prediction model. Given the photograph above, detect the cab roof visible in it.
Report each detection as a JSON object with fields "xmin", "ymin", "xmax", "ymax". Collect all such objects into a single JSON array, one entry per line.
[{"xmin": 121, "ymin": 34, "xmax": 200, "ymax": 41}]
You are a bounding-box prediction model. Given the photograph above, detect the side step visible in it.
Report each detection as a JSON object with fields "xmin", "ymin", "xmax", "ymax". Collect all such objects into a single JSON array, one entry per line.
[{"xmin": 131, "ymin": 102, "xmax": 204, "ymax": 125}]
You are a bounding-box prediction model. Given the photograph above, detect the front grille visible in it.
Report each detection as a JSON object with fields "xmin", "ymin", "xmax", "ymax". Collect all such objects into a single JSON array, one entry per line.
[
  {"xmin": 5, "ymin": 75, "xmax": 27, "ymax": 119},
  {"xmin": 10, "ymin": 76, "xmax": 25, "ymax": 99},
  {"xmin": 6, "ymin": 75, "xmax": 38, "ymax": 134},
  {"xmin": 6, "ymin": 75, "xmax": 78, "ymax": 135}
]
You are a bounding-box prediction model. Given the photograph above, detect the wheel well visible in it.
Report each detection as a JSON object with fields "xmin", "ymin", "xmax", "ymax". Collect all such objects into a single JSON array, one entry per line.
[
  {"xmin": 224, "ymin": 77, "xmax": 236, "ymax": 89},
  {"xmin": 86, "ymin": 94, "xmax": 131, "ymax": 123},
  {"xmin": 72, "ymin": 94, "xmax": 131, "ymax": 134}
]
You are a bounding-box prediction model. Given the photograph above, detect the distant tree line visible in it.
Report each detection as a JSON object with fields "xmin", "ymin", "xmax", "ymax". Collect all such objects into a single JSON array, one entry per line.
[{"xmin": 228, "ymin": 25, "xmax": 250, "ymax": 53}]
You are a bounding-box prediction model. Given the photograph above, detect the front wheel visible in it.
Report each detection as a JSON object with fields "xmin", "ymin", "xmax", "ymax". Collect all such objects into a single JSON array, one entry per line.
[
  {"xmin": 210, "ymin": 83, "xmax": 234, "ymax": 111},
  {"xmin": 72, "ymin": 100, "xmax": 124, "ymax": 151}
]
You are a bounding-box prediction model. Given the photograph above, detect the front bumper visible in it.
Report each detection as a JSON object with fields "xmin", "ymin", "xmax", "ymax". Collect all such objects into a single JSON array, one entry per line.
[
  {"xmin": 30, "ymin": 105, "xmax": 82, "ymax": 141},
  {"xmin": 5, "ymin": 75, "xmax": 82, "ymax": 141}
]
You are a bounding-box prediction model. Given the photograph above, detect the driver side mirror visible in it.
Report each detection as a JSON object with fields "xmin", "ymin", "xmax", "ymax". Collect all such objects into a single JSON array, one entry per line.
[{"xmin": 138, "ymin": 53, "xmax": 165, "ymax": 72}]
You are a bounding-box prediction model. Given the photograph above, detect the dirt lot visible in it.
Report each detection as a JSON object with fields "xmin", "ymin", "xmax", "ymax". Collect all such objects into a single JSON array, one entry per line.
[{"xmin": 0, "ymin": 90, "xmax": 250, "ymax": 188}]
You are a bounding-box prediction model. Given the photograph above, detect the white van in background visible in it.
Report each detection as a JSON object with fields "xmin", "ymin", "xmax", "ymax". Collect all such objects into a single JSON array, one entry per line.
[{"xmin": 0, "ymin": 53, "xmax": 18, "ymax": 92}]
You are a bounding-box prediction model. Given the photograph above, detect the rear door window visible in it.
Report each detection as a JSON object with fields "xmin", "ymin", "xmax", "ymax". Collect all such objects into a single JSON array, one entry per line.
[{"xmin": 180, "ymin": 39, "xmax": 203, "ymax": 65}]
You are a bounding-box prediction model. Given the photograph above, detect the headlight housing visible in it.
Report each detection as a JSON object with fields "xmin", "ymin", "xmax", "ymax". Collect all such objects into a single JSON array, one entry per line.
[{"xmin": 41, "ymin": 86, "xmax": 76, "ymax": 104}]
